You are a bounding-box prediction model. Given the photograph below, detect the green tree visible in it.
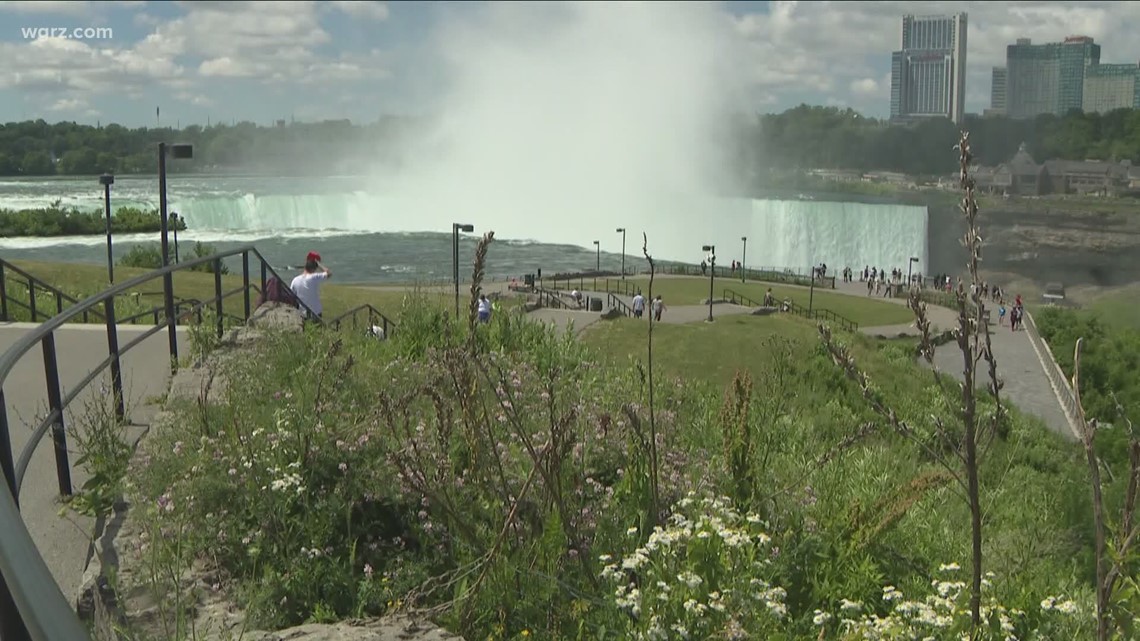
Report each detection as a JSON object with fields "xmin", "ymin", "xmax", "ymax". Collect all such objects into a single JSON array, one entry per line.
[{"xmin": 20, "ymin": 150, "xmax": 53, "ymax": 175}]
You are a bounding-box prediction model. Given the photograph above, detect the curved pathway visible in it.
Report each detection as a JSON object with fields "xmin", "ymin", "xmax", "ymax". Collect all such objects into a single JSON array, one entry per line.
[
  {"xmin": 0, "ymin": 322, "xmax": 187, "ymax": 607},
  {"xmin": 528, "ymin": 276, "xmax": 1077, "ymax": 441}
]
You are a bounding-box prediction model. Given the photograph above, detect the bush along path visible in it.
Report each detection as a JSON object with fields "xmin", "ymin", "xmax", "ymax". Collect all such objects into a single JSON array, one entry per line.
[{"xmin": 77, "ymin": 303, "xmax": 464, "ymax": 641}]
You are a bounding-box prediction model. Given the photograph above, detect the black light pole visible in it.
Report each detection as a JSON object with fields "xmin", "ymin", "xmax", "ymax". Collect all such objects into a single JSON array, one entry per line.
[
  {"xmin": 453, "ymin": 222, "xmax": 474, "ymax": 318},
  {"xmin": 809, "ymin": 262, "xmax": 817, "ymax": 314},
  {"xmin": 593, "ymin": 240, "xmax": 600, "ymax": 290},
  {"xmin": 99, "ymin": 173, "xmax": 115, "ymax": 284},
  {"xmin": 702, "ymin": 244, "xmax": 715, "ymax": 322},
  {"xmin": 159, "ymin": 142, "xmax": 193, "ymax": 371},
  {"xmin": 170, "ymin": 212, "xmax": 180, "ymax": 263},
  {"xmin": 615, "ymin": 227, "xmax": 626, "ymax": 279},
  {"xmin": 740, "ymin": 236, "xmax": 747, "ymax": 283},
  {"xmin": 907, "ymin": 256, "xmax": 919, "ymax": 288}
]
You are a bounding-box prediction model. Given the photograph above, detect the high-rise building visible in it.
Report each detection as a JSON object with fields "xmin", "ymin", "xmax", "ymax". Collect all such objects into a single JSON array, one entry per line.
[
  {"xmin": 889, "ymin": 13, "xmax": 968, "ymax": 125},
  {"xmin": 988, "ymin": 67, "xmax": 1007, "ymax": 116},
  {"xmin": 1005, "ymin": 36, "xmax": 1101, "ymax": 119},
  {"xmin": 1082, "ymin": 63, "xmax": 1140, "ymax": 114}
]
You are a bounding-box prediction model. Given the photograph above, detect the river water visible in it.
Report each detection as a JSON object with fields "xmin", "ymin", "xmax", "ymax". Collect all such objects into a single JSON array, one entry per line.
[{"xmin": 0, "ymin": 175, "xmax": 929, "ymax": 283}]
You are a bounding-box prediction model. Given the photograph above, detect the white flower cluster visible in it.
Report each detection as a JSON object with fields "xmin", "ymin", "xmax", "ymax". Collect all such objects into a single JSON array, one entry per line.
[
  {"xmin": 834, "ymin": 565, "xmax": 1086, "ymax": 640},
  {"xmin": 599, "ymin": 493, "xmax": 783, "ymax": 640}
]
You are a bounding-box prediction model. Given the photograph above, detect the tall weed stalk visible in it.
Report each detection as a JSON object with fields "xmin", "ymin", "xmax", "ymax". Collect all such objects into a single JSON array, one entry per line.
[{"xmin": 818, "ymin": 129, "xmax": 1004, "ymax": 634}]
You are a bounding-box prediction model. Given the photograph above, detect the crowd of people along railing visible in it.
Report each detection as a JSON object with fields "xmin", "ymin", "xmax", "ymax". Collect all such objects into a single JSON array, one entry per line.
[{"xmin": 0, "ymin": 245, "xmax": 354, "ymax": 641}]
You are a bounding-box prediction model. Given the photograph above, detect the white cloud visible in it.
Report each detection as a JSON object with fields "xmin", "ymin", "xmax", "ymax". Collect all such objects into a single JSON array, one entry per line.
[
  {"xmin": 0, "ymin": 1, "xmax": 90, "ymax": 15},
  {"xmin": 329, "ymin": 1, "xmax": 389, "ymax": 21},
  {"xmin": 47, "ymin": 97, "xmax": 86, "ymax": 111},
  {"xmin": 730, "ymin": 1, "xmax": 1140, "ymax": 114}
]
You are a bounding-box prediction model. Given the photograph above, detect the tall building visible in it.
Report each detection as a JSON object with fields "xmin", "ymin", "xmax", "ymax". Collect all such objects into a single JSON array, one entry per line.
[
  {"xmin": 988, "ymin": 67, "xmax": 1007, "ymax": 116},
  {"xmin": 1005, "ymin": 36, "xmax": 1101, "ymax": 119},
  {"xmin": 1082, "ymin": 63, "xmax": 1140, "ymax": 114},
  {"xmin": 889, "ymin": 13, "xmax": 968, "ymax": 125}
]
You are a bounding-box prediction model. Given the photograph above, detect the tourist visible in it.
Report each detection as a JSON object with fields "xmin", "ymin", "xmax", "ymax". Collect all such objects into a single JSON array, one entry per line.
[
  {"xmin": 570, "ymin": 288, "xmax": 582, "ymax": 307},
  {"xmin": 763, "ymin": 288, "xmax": 775, "ymax": 307},
  {"xmin": 700, "ymin": 260, "xmax": 708, "ymax": 276},
  {"xmin": 998, "ymin": 301, "xmax": 1007, "ymax": 326},
  {"xmin": 631, "ymin": 291, "xmax": 645, "ymax": 319},
  {"xmin": 652, "ymin": 295, "xmax": 665, "ymax": 322},
  {"xmin": 289, "ymin": 251, "xmax": 331, "ymax": 322},
  {"xmin": 477, "ymin": 294, "xmax": 492, "ymax": 323}
]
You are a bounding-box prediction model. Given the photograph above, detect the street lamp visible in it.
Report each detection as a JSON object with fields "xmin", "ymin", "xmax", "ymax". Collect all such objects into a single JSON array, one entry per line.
[
  {"xmin": 452, "ymin": 222, "xmax": 474, "ymax": 318},
  {"xmin": 99, "ymin": 173, "xmax": 114, "ymax": 285},
  {"xmin": 908, "ymin": 256, "xmax": 919, "ymax": 289},
  {"xmin": 740, "ymin": 236, "xmax": 747, "ymax": 284},
  {"xmin": 158, "ymin": 142, "xmax": 193, "ymax": 370},
  {"xmin": 593, "ymin": 240, "xmax": 600, "ymax": 290},
  {"xmin": 702, "ymin": 244, "xmax": 716, "ymax": 322},
  {"xmin": 615, "ymin": 227, "xmax": 626, "ymax": 279},
  {"xmin": 169, "ymin": 212, "xmax": 181, "ymax": 263}
]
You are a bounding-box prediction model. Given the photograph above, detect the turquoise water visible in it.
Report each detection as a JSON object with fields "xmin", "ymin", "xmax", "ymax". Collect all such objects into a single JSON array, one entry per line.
[{"xmin": 0, "ymin": 176, "xmax": 928, "ymax": 283}]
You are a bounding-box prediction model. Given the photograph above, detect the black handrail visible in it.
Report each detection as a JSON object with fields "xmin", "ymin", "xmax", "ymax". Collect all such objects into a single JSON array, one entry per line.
[
  {"xmin": 721, "ymin": 287, "xmax": 858, "ymax": 332},
  {"xmin": 533, "ymin": 286, "xmax": 569, "ymax": 309},
  {"xmin": 0, "ymin": 244, "xmax": 318, "ymax": 641},
  {"xmin": 328, "ymin": 304, "xmax": 397, "ymax": 337},
  {"xmin": 0, "ymin": 260, "xmax": 105, "ymax": 324},
  {"xmin": 722, "ymin": 288, "xmax": 762, "ymax": 308},
  {"xmin": 606, "ymin": 292, "xmax": 633, "ymax": 317}
]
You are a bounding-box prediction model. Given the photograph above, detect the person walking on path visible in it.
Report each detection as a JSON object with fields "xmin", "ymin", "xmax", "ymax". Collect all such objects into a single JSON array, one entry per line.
[
  {"xmin": 290, "ymin": 251, "xmax": 331, "ymax": 322},
  {"xmin": 477, "ymin": 294, "xmax": 493, "ymax": 323},
  {"xmin": 631, "ymin": 291, "xmax": 645, "ymax": 319},
  {"xmin": 652, "ymin": 295, "xmax": 666, "ymax": 322}
]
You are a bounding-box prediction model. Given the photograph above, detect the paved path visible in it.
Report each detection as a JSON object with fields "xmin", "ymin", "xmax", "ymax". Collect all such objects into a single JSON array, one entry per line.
[
  {"xmin": 0, "ymin": 322, "xmax": 188, "ymax": 606},
  {"xmin": 528, "ymin": 276, "xmax": 1076, "ymax": 441}
]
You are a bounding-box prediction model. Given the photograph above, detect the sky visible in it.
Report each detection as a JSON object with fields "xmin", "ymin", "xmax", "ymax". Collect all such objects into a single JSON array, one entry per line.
[{"xmin": 0, "ymin": 0, "xmax": 1138, "ymax": 128}]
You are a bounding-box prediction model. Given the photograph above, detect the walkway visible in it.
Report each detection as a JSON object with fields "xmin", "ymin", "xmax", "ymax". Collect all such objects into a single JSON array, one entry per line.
[
  {"xmin": 529, "ymin": 276, "xmax": 1076, "ymax": 441},
  {"xmin": 0, "ymin": 323, "xmax": 187, "ymax": 606}
]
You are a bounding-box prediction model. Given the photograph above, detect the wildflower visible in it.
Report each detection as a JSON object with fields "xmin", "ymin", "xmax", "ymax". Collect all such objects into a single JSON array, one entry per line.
[
  {"xmin": 813, "ymin": 610, "xmax": 832, "ymax": 626},
  {"xmin": 363, "ymin": 564, "xmax": 373, "ymax": 579},
  {"xmin": 939, "ymin": 562, "xmax": 961, "ymax": 572}
]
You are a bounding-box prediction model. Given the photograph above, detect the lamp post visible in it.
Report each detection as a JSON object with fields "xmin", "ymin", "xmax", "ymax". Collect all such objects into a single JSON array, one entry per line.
[
  {"xmin": 99, "ymin": 173, "xmax": 114, "ymax": 284},
  {"xmin": 158, "ymin": 142, "xmax": 193, "ymax": 371},
  {"xmin": 740, "ymin": 236, "xmax": 747, "ymax": 283},
  {"xmin": 809, "ymin": 261, "xmax": 817, "ymax": 315},
  {"xmin": 593, "ymin": 240, "xmax": 600, "ymax": 290},
  {"xmin": 908, "ymin": 256, "xmax": 919, "ymax": 289},
  {"xmin": 452, "ymin": 222, "xmax": 474, "ymax": 318},
  {"xmin": 702, "ymin": 244, "xmax": 715, "ymax": 322},
  {"xmin": 170, "ymin": 212, "xmax": 181, "ymax": 263},
  {"xmin": 615, "ymin": 227, "xmax": 626, "ymax": 279}
]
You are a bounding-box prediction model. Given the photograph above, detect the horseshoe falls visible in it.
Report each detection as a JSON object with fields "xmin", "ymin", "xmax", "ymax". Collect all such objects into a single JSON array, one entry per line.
[{"xmin": 0, "ymin": 175, "xmax": 928, "ymax": 272}]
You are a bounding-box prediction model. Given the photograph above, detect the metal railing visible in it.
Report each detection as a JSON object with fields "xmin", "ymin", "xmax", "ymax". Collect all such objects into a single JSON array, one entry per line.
[
  {"xmin": 1021, "ymin": 310, "xmax": 1083, "ymax": 439},
  {"xmin": 328, "ymin": 304, "xmax": 396, "ymax": 337},
  {"xmin": 656, "ymin": 263, "xmax": 837, "ymax": 289},
  {"xmin": 600, "ymin": 278, "xmax": 639, "ymax": 297},
  {"xmin": 722, "ymin": 287, "xmax": 858, "ymax": 332},
  {"xmin": 532, "ymin": 286, "xmax": 569, "ymax": 310},
  {"xmin": 722, "ymin": 288, "xmax": 762, "ymax": 308},
  {"xmin": 606, "ymin": 292, "xmax": 633, "ymax": 317},
  {"xmin": 0, "ymin": 260, "xmax": 105, "ymax": 324},
  {"xmin": 0, "ymin": 245, "xmax": 351, "ymax": 641}
]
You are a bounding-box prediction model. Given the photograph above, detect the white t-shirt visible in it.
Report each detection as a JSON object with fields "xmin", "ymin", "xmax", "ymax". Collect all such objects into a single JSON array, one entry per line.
[
  {"xmin": 477, "ymin": 298, "xmax": 491, "ymax": 315},
  {"xmin": 290, "ymin": 271, "xmax": 328, "ymax": 315},
  {"xmin": 632, "ymin": 294, "xmax": 645, "ymax": 311}
]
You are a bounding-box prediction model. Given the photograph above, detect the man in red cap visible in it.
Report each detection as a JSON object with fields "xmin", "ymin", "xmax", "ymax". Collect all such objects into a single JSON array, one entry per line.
[{"xmin": 290, "ymin": 251, "xmax": 331, "ymax": 321}]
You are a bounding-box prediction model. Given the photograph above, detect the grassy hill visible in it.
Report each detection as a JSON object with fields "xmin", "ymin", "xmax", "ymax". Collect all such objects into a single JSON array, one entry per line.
[{"xmin": 104, "ymin": 289, "xmax": 1098, "ymax": 640}]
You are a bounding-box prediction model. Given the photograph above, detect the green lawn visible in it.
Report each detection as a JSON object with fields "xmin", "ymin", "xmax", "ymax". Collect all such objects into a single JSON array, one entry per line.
[
  {"xmin": 1086, "ymin": 285, "xmax": 1140, "ymax": 330},
  {"xmin": 5, "ymin": 259, "xmax": 438, "ymax": 323},
  {"xmin": 593, "ymin": 276, "xmax": 915, "ymax": 327}
]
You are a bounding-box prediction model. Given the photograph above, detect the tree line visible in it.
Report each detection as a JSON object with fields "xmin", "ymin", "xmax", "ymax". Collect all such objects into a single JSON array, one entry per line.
[{"xmin": 1, "ymin": 106, "xmax": 1138, "ymax": 179}]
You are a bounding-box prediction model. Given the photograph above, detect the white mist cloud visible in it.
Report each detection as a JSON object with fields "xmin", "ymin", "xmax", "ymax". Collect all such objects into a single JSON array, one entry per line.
[{"xmin": 382, "ymin": 1, "xmax": 751, "ymax": 261}]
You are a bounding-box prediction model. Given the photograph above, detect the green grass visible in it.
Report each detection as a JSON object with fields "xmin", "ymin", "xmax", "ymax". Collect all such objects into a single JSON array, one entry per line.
[
  {"xmin": 591, "ymin": 276, "xmax": 915, "ymax": 327},
  {"xmin": 1086, "ymin": 285, "xmax": 1140, "ymax": 330},
  {"xmin": 5, "ymin": 259, "xmax": 441, "ymax": 323}
]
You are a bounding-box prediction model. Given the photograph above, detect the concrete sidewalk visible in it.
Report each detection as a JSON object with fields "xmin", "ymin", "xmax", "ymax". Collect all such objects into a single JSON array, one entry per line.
[{"xmin": 0, "ymin": 323, "xmax": 188, "ymax": 606}]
